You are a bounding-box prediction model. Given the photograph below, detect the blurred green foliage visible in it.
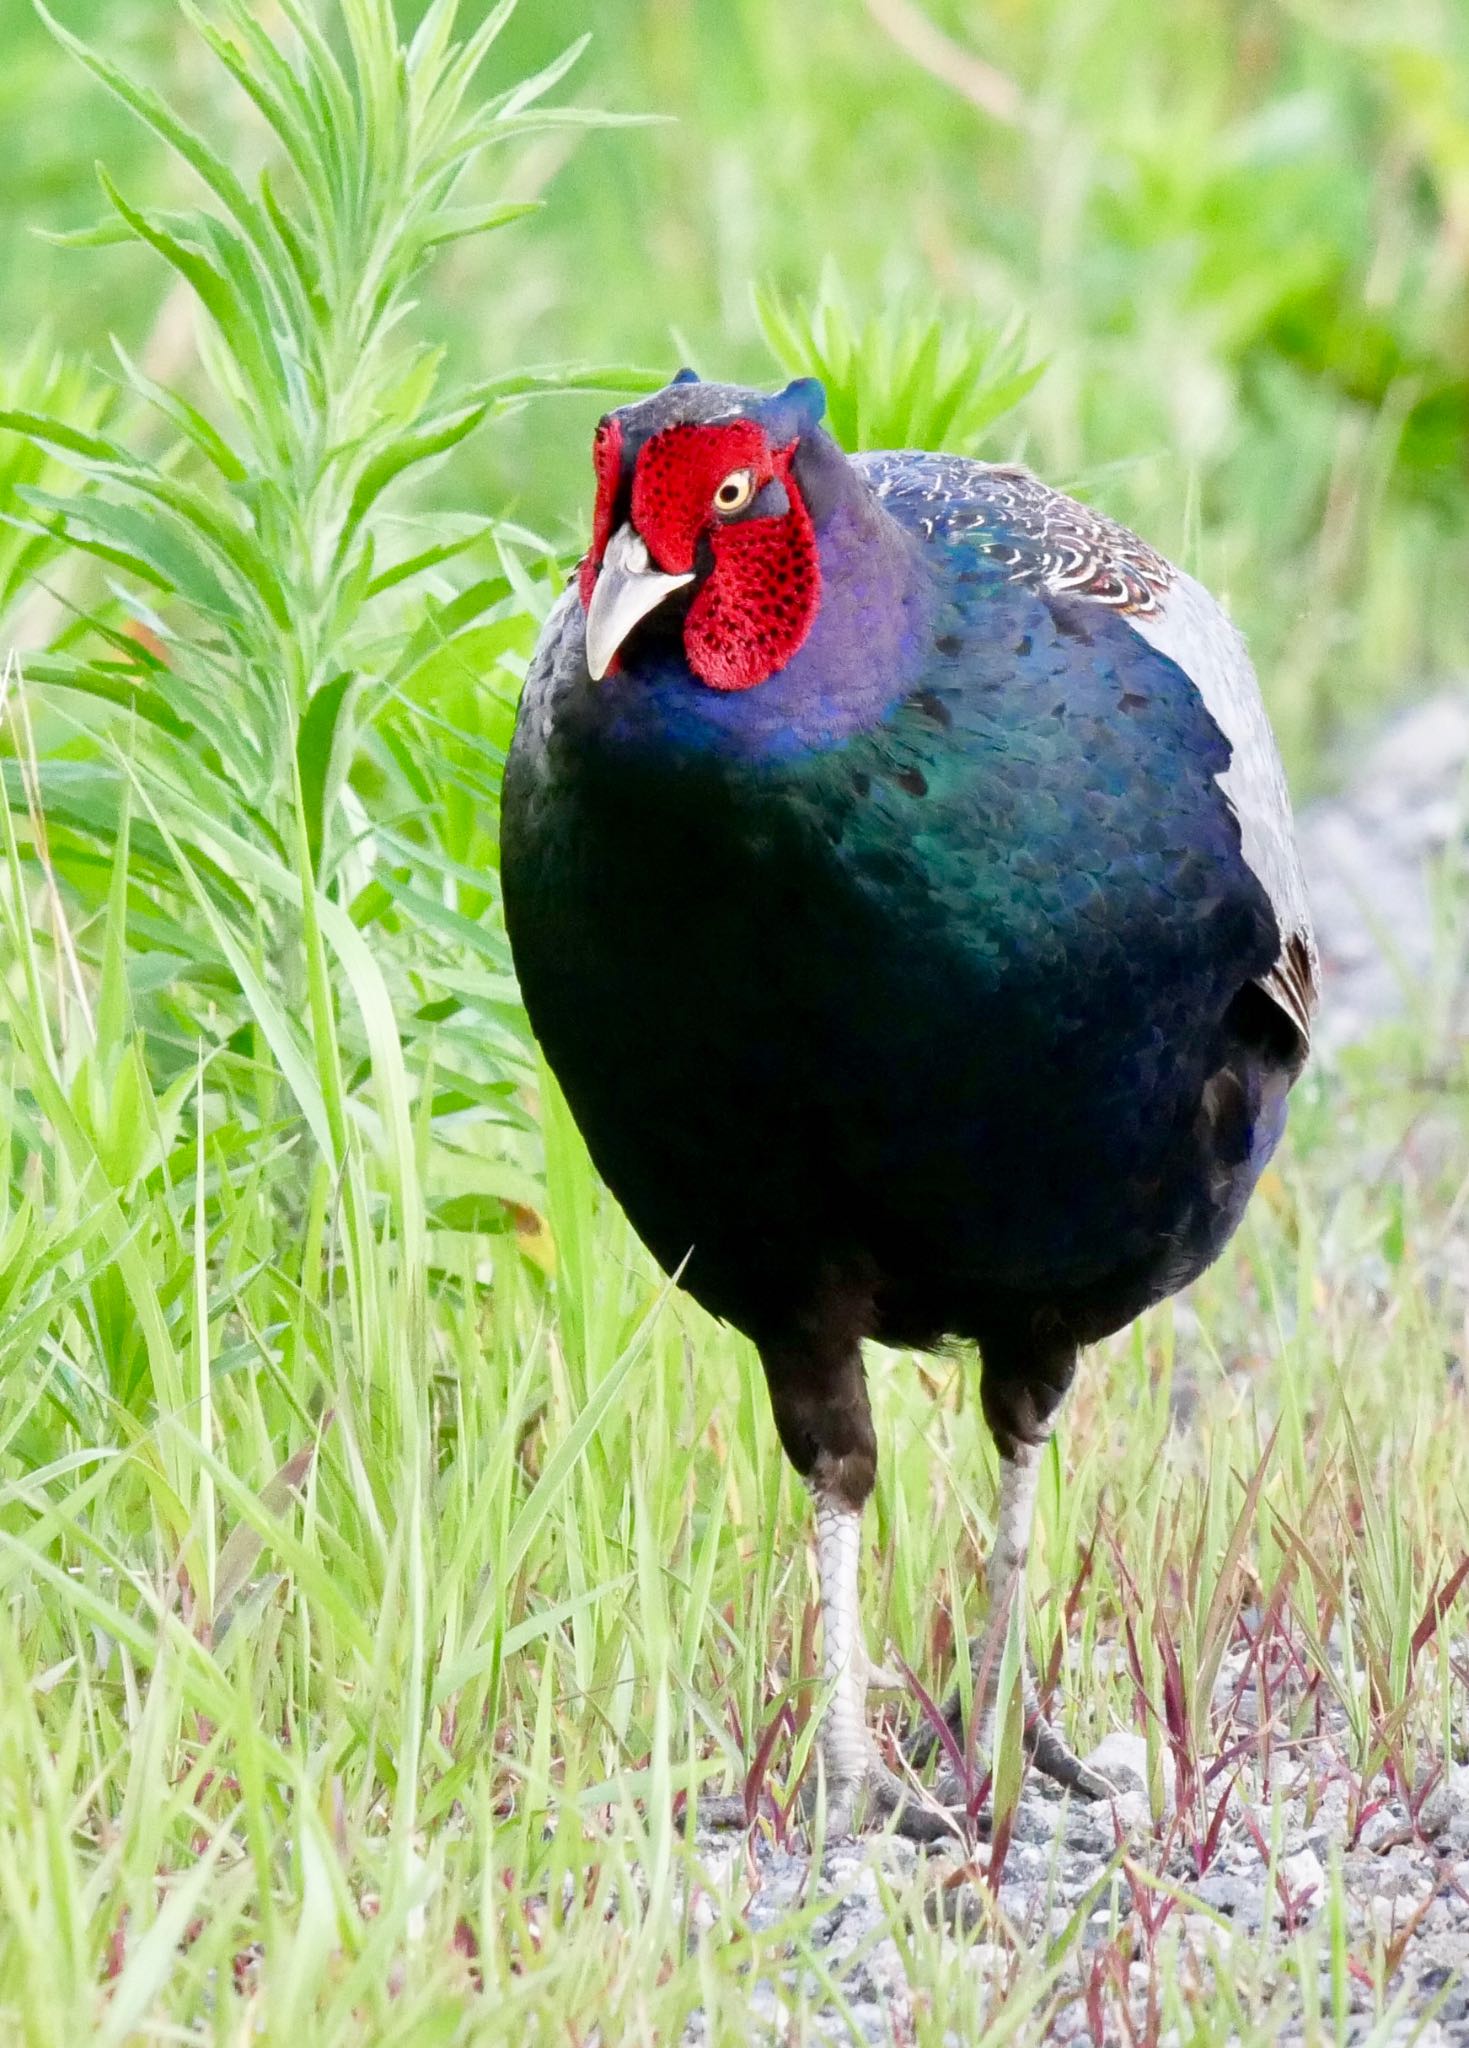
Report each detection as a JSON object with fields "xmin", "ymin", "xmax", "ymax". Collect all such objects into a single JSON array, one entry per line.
[{"xmin": 4, "ymin": 0, "xmax": 1466, "ymax": 782}]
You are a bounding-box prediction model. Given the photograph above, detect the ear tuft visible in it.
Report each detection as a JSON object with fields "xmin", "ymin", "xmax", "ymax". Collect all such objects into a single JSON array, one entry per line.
[
  {"xmin": 761, "ymin": 376, "xmax": 827, "ymax": 442},
  {"xmin": 670, "ymin": 366, "xmax": 701, "ymax": 386}
]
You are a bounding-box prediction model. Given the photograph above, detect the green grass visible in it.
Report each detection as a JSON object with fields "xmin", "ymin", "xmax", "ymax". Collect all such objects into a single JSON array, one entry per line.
[
  {"xmin": 0, "ymin": 0, "xmax": 1467, "ymax": 2041},
  {"xmin": 2, "ymin": 866, "xmax": 1468, "ymax": 2042}
]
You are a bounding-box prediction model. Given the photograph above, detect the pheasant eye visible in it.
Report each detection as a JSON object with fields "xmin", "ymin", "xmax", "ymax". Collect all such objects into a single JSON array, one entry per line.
[{"xmin": 713, "ymin": 468, "xmax": 756, "ymax": 515}]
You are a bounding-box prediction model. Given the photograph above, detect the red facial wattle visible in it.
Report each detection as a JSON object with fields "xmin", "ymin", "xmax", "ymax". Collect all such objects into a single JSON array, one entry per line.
[
  {"xmin": 682, "ymin": 487, "xmax": 820, "ymax": 691},
  {"xmin": 627, "ymin": 421, "xmax": 822, "ymax": 692},
  {"xmin": 578, "ymin": 414, "xmax": 624, "ymax": 610}
]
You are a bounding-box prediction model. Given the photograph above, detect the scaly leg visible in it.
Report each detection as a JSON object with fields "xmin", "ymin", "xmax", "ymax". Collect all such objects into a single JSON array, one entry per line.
[
  {"xmin": 912, "ymin": 1438, "xmax": 1114, "ymax": 1800},
  {"xmin": 811, "ymin": 1489, "xmax": 961, "ymax": 1839},
  {"xmin": 758, "ymin": 1303, "xmax": 967, "ymax": 1841},
  {"xmin": 912, "ymin": 1307, "xmax": 1119, "ymax": 1808},
  {"xmin": 695, "ymin": 1485, "xmax": 954, "ymax": 1839}
]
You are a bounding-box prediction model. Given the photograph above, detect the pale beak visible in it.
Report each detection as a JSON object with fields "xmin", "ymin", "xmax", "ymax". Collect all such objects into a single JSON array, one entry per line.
[{"xmin": 583, "ymin": 523, "xmax": 695, "ymax": 680}]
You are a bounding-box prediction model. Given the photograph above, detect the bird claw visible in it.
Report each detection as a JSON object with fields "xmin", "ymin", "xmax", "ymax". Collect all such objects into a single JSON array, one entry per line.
[
  {"xmin": 684, "ymin": 1793, "xmax": 753, "ymax": 1832},
  {"xmin": 812, "ymin": 1751, "xmax": 973, "ymax": 1845},
  {"xmin": 864, "ymin": 1757, "xmax": 971, "ymax": 1842},
  {"xmin": 906, "ymin": 1696, "xmax": 1118, "ymax": 1807},
  {"xmin": 903, "ymin": 1714, "xmax": 948, "ymax": 1772},
  {"xmin": 1023, "ymin": 1704, "xmax": 1118, "ymax": 1802},
  {"xmin": 928, "ymin": 1745, "xmax": 1115, "ymax": 1811},
  {"xmin": 1028, "ymin": 1734, "xmax": 1117, "ymax": 1803}
]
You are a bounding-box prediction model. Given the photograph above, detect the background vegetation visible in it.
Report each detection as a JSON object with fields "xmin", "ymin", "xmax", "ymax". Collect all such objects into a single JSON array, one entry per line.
[
  {"xmin": 9, "ymin": 0, "xmax": 1468, "ymax": 771},
  {"xmin": 0, "ymin": 0, "xmax": 1465, "ymax": 2041}
]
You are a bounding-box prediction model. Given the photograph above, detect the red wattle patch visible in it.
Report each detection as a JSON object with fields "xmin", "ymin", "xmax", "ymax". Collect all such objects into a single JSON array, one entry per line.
[
  {"xmin": 684, "ymin": 478, "xmax": 820, "ymax": 690},
  {"xmin": 630, "ymin": 423, "xmax": 820, "ymax": 691},
  {"xmin": 578, "ymin": 414, "xmax": 624, "ymax": 609}
]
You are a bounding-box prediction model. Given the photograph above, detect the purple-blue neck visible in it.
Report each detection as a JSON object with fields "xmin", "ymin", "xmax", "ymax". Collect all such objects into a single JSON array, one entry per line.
[{"xmin": 590, "ymin": 437, "xmax": 933, "ymax": 761}]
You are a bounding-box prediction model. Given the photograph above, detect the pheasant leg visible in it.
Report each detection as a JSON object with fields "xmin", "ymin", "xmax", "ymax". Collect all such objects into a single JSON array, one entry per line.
[
  {"xmin": 811, "ymin": 1493, "xmax": 966, "ymax": 1841},
  {"xmin": 909, "ymin": 1440, "xmax": 1116, "ymax": 1804}
]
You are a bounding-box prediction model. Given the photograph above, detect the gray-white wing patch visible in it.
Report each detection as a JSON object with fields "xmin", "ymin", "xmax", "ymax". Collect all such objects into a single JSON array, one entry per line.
[{"xmin": 1125, "ymin": 571, "xmax": 1319, "ymax": 1045}]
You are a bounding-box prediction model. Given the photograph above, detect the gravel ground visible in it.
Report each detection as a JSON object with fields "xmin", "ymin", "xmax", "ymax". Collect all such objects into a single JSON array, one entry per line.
[
  {"xmin": 688, "ymin": 1720, "xmax": 1469, "ymax": 2046},
  {"xmin": 682, "ymin": 692, "xmax": 1469, "ymax": 2045},
  {"xmin": 1299, "ymin": 693, "xmax": 1469, "ymax": 1051}
]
